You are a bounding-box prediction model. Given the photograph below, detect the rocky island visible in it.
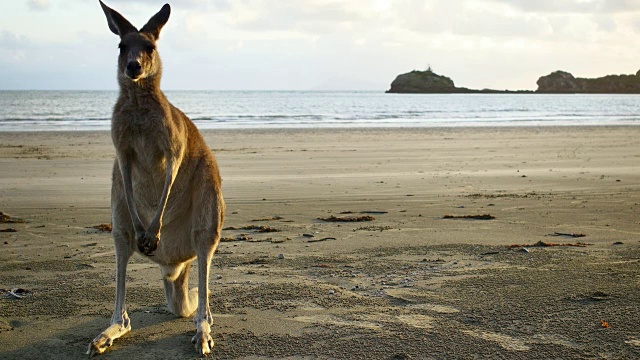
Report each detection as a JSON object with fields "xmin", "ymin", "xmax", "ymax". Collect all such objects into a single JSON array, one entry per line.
[
  {"xmin": 536, "ymin": 70, "xmax": 640, "ymax": 93},
  {"xmin": 386, "ymin": 69, "xmax": 457, "ymax": 93},
  {"xmin": 387, "ymin": 68, "xmax": 640, "ymax": 94}
]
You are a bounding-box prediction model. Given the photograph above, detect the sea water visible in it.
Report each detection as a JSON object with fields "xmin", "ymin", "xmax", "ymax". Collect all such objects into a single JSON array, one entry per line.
[{"xmin": 0, "ymin": 90, "xmax": 639, "ymax": 131}]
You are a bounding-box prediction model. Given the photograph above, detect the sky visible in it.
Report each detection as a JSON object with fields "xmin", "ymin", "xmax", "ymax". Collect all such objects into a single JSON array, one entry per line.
[{"xmin": 2, "ymin": 0, "xmax": 640, "ymax": 91}]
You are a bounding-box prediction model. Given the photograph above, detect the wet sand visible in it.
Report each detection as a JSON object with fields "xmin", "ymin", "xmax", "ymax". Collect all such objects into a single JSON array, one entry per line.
[{"xmin": 1, "ymin": 127, "xmax": 640, "ymax": 359}]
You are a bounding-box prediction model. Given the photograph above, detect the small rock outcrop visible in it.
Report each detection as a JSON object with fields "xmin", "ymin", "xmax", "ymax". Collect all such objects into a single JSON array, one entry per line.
[
  {"xmin": 386, "ymin": 69, "xmax": 456, "ymax": 93},
  {"xmin": 536, "ymin": 70, "xmax": 640, "ymax": 93}
]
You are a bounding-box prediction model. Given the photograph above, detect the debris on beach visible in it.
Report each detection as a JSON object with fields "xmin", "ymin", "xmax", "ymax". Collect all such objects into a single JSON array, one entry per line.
[
  {"xmin": 443, "ymin": 214, "xmax": 495, "ymax": 220},
  {"xmin": 601, "ymin": 320, "xmax": 610, "ymax": 328},
  {"xmin": 0, "ymin": 228, "xmax": 17, "ymax": 233},
  {"xmin": 549, "ymin": 232, "xmax": 586, "ymax": 238},
  {"xmin": 221, "ymin": 234, "xmax": 287, "ymax": 243},
  {"xmin": 318, "ymin": 215, "xmax": 375, "ymax": 222},
  {"xmin": 354, "ymin": 225, "xmax": 392, "ymax": 232},
  {"xmin": 2, "ymin": 288, "xmax": 32, "ymax": 299},
  {"xmin": 247, "ymin": 225, "xmax": 281, "ymax": 233},
  {"xmin": 567, "ymin": 291, "xmax": 610, "ymax": 303},
  {"xmin": 221, "ymin": 234, "xmax": 253, "ymax": 242},
  {"xmin": 221, "ymin": 236, "xmax": 240, "ymax": 242},
  {"xmin": 251, "ymin": 216, "xmax": 284, "ymax": 222},
  {"xmin": 507, "ymin": 240, "xmax": 591, "ymax": 249},
  {"xmin": 90, "ymin": 223, "xmax": 112, "ymax": 232},
  {"xmin": 480, "ymin": 251, "xmax": 500, "ymax": 256},
  {"xmin": 242, "ymin": 257, "xmax": 269, "ymax": 265},
  {"xmin": 466, "ymin": 192, "xmax": 541, "ymax": 199},
  {"xmin": 339, "ymin": 210, "xmax": 388, "ymax": 215},
  {"xmin": 590, "ymin": 291, "xmax": 610, "ymax": 301},
  {"xmin": 0, "ymin": 212, "xmax": 25, "ymax": 224},
  {"xmin": 307, "ymin": 237, "xmax": 337, "ymax": 243},
  {"xmin": 224, "ymin": 225, "xmax": 281, "ymax": 233}
]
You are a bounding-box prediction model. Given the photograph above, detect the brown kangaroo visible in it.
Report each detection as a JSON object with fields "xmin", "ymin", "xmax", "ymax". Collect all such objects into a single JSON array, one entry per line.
[{"xmin": 88, "ymin": 1, "xmax": 225, "ymax": 356}]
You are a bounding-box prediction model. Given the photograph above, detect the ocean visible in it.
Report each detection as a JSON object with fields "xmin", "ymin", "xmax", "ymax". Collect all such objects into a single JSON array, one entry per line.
[{"xmin": 1, "ymin": 90, "xmax": 639, "ymax": 131}]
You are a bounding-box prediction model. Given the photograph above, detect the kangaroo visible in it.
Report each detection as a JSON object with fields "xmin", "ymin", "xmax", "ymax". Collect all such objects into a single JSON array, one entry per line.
[{"xmin": 88, "ymin": 1, "xmax": 225, "ymax": 356}]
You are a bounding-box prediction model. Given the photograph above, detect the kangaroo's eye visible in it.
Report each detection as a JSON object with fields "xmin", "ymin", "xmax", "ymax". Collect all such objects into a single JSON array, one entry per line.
[{"xmin": 145, "ymin": 45, "xmax": 155, "ymax": 53}]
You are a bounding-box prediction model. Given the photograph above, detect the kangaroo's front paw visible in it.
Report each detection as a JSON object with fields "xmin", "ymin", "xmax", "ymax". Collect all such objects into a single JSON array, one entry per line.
[
  {"xmin": 192, "ymin": 331, "xmax": 214, "ymax": 356},
  {"xmin": 136, "ymin": 231, "xmax": 159, "ymax": 256}
]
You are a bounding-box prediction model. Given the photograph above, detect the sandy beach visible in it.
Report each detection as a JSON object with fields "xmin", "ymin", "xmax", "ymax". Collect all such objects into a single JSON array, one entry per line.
[{"xmin": 1, "ymin": 126, "xmax": 640, "ymax": 359}]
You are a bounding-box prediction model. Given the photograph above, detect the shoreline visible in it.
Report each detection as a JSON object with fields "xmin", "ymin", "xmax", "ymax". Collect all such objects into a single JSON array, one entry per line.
[{"xmin": 2, "ymin": 122, "xmax": 640, "ymax": 133}]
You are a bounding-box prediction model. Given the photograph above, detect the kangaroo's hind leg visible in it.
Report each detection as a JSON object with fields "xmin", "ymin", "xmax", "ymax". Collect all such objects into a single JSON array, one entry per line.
[
  {"xmin": 87, "ymin": 229, "xmax": 134, "ymax": 356},
  {"xmin": 161, "ymin": 261, "xmax": 198, "ymax": 318},
  {"xmin": 191, "ymin": 225, "xmax": 223, "ymax": 356}
]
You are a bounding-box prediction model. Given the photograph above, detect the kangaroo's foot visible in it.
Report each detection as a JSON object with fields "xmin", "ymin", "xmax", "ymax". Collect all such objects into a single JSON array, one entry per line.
[
  {"xmin": 192, "ymin": 310, "xmax": 214, "ymax": 356},
  {"xmin": 87, "ymin": 311, "xmax": 131, "ymax": 357},
  {"xmin": 136, "ymin": 231, "xmax": 159, "ymax": 256}
]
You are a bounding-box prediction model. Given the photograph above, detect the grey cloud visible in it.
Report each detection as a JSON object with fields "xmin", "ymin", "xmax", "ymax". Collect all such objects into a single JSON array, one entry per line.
[
  {"xmin": 27, "ymin": 0, "xmax": 50, "ymax": 11},
  {"xmin": 489, "ymin": 0, "xmax": 640, "ymax": 14},
  {"xmin": 106, "ymin": 0, "xmax": 232, "ymax": 11},
  {"xmin": 0, "ymin": 30, "xmax": 31, "ymax": 50},
  {"xmin": 593, "ymin": 15, "xmax": 617, "ymax": 32},
  {"xmin": 228, "ymin": 2, "xmax": 363, "ymax": 33},
  {"xmin": 393, "ymin": 1, "xmax": 552, "ymax": 38}
]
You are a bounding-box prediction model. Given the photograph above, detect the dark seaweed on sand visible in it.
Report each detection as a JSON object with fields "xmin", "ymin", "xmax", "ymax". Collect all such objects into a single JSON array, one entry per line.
[
  {"xmin": 443, "ymin": 214, "xmax": 495, "ymax": 220},
  {"xmin": 318, "ymin": 215, "xmax": 375, "ymax": 222}
]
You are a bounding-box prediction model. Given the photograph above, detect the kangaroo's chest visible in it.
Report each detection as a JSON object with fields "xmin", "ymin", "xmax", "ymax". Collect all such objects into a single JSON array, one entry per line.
[
  {"xmin": 114, "ymin": 118, "xmax": 168, "ymax": 208},
  {"xmin": 113, "ymin": 104, "xmax": 167, "ymax": 170},
  {"xmin": 131, "ymin": 134, "xmax": 165, "ymax": 171}
]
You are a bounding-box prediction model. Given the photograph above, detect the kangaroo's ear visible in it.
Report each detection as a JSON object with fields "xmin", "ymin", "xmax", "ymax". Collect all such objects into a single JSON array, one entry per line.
[
  {"xmin": 99, "ymin": 0, "xmax": 137, "ymax": 36},
  {"xmin": 140, "ymin": 4, "xmax": 171, "ymax": 40}
]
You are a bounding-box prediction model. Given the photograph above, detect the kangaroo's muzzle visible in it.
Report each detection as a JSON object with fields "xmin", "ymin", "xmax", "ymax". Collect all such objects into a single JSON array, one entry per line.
[{"xmin": 125, "ymin": 60, "xmax": 142, "ymax": 80}]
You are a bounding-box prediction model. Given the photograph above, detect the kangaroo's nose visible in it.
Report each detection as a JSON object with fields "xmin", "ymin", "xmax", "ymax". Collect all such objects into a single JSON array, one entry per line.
[
  {"xmin": 127, "ymin": 61, "xmax": 141, "ymax": 72},
  {"xmin": 125, "ymin": 61, "xmax": 143, "ymax": 80}
]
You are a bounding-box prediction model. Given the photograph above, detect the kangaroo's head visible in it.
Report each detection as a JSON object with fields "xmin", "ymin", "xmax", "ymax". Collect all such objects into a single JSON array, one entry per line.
[{"xmin": 99, "ymin": 1, "xmax": 170, "ymax": 83}]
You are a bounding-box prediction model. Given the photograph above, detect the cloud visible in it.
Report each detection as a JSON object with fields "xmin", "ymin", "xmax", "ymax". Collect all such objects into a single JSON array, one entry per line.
[
  {"xmin": 0, "ymin": 31, "xmax": 32, "ymax": 65},
  {"xmin": 489, "ymin": 0, "xmax": 640, "ymax": 14},
  {"xmin": 27, "ymin": 0, "xmax": 50, "ymax": 11},
  {"xmin": 106, "ymin": 0, "xmax": 231, "ymax": 11},
  {"xmin": 4, "ymin": 0, "xmax": 640, "ymax": 90},
  {"xmin": 0, "ymin": 30, "xmax": 22, "ymax": 49},
  {"xmin": 389, "ymin": 1, "xmax": 553, "ymax": 38},
  {"xmin": 226, "ymin": 1, "xmax": 362, "ymax": 32},
  {"xmin": 94, "ymin": 1, "xmax": 635, "ymax": 43}
]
